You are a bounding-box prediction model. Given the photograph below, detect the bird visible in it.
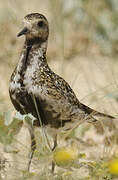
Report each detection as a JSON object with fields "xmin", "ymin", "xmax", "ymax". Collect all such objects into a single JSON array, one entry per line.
[{"xmin": 9, "ymin": 13, "xmax": 115, "ymax": 171}]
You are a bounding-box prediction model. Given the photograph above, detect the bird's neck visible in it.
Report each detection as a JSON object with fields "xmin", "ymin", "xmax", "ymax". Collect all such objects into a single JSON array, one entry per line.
[{"xmin": 17, "ymin": 39, "xmax": 48, "ymax": 75}]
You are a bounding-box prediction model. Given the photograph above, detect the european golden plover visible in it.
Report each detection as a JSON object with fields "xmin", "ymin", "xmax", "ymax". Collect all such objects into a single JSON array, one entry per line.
[{"xmin": 9, "ymin": 13, "xmax": 115, "ymax": 171}]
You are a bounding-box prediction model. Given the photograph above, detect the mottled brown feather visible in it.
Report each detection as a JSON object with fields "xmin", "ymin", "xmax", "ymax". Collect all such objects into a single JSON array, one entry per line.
[{"xmin": 9, "ymin": 13, "xmax": 114, "ymax": 130}]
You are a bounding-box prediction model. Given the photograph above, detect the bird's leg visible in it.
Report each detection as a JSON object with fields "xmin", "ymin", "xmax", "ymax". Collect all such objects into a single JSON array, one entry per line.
[
  {"xmin": 52, "ymin": 134, "xmax": 57, "ymax": 151},
  {"xmin": 51, "ymin": 134, "xmax": 57, "ymax": 173},
  {"xmin": 27, "ymin": 126, "xmax": 36, "ymax": 171},
  {"xmin": 51, "ymin": 161, "xmax": 55, "ymax": 173}
]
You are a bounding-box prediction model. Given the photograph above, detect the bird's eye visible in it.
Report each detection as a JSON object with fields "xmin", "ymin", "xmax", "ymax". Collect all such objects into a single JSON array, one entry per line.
[{"xmin": 37, "ymin": 21, "xmax": 44, "ymax": 27}]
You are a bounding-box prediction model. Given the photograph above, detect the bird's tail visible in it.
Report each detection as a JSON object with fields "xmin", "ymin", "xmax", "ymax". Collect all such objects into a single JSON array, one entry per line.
[{"xmin": 79, "ymin": 102, "xmax": 115, "ymax": 121}]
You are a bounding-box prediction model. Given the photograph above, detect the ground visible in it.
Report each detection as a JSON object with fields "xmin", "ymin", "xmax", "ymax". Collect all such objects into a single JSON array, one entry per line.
[{"xmin": 1, "ymin": 0, "xmax": 118, "ymax": 179}]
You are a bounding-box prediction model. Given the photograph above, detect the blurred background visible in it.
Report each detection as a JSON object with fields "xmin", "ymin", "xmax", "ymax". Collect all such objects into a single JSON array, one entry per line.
[
  {"xmin": 1, "ymin": 0, "xmax": 118, "ymax": 116},
  {"xmin": 1, "ymin": 0, "xmax": 118, "ymax": 179}
]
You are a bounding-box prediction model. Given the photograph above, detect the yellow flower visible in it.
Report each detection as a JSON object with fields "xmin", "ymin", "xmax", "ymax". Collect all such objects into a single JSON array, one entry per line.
[
  {"xmin": 109, "ymin": 159, "xmax": 118, "ymax": 175},
  {"xmin": 53, "ymin": 146, "xmax": 78, "ymax": 166}
]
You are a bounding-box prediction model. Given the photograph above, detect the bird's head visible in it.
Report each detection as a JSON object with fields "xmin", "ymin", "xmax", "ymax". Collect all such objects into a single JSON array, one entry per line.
[{"xmin": 17, "ymin": 13, "xmax": 49, "ymax": 43}]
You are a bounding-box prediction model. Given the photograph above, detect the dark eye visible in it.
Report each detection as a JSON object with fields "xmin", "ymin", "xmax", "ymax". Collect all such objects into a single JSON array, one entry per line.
[{"xmin": 37, "ymin": 21, "xmax": 44, "ymax": 27}]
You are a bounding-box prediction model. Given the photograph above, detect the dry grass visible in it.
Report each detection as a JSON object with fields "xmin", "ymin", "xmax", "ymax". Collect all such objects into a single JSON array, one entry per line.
[{"xmin": 1, "ymin": 0, "xmax": 118, "ymax": 179}]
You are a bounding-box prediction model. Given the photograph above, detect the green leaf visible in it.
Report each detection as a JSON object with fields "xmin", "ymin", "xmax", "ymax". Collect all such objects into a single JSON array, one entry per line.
[{"xmin": 0, "ymin": 111, "xmax": 23, "ymax": 145}]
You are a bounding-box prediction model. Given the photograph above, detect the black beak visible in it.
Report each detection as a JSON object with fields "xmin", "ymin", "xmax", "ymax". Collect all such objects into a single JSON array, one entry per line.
[{"xmin": 17, "ymin": 27, "xmax": 28, "ymax": 37}]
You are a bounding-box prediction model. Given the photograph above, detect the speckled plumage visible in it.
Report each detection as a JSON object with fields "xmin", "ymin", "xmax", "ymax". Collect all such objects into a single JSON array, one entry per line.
[
  {"xmin": 9, "ymin": 13, "xmax": 116, "ymax": 171},
  {"xmin": 9, "ymin": 13, "xmax": 114, "ymax": 130}
]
